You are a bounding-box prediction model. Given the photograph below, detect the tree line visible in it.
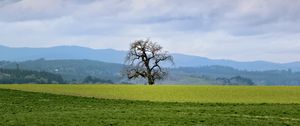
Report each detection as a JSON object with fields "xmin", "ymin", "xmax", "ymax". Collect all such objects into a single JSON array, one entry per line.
[
  {"xmin": 0, "ymin": 68, "xmax": 114, "ymax": 84},
  {"xmin": 0, "ymin": 68, "xmax": 65, "ymax": 84}
]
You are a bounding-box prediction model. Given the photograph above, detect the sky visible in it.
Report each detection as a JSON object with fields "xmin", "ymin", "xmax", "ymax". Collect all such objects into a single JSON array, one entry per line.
[{"xmin": 0, "ymin": 0, "xmax": 299, "ymax": 63}]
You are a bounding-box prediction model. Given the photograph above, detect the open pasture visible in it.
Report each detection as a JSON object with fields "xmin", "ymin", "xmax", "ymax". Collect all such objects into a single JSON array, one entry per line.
[
  {"xmin": 1, "ymin": 88, "xmax": 300, "ymax": 125},
  {"xmin": 1, "ymin": 84, "xmax": 300, "ymax": 103}
]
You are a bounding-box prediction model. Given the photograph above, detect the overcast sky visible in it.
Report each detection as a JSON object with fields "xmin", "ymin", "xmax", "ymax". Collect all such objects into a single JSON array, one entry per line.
[{"xmin": 0, "ymin": 0, "xmax": 299, "ymax": 63}]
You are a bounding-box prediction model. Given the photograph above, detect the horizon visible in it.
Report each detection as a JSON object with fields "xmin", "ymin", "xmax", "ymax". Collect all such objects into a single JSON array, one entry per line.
[
  {"xmin": 1, "ymin": 44, "xmax": 299, "ymax": 64},
  {"xmin": 0, "ymin": 0, "xmax": 300, "ymax": 63}
]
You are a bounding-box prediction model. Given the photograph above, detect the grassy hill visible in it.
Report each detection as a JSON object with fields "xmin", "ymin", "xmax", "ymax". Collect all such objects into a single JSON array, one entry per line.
[{"xmin": 1, "ymin": 88, "xmax": 300, "ymax": 125}]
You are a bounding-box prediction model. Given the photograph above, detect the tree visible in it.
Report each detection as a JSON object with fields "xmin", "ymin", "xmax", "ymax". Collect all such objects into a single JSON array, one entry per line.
[{"xmin": 124, "ymin": 39, "xmax": 173, "ymax": 85}]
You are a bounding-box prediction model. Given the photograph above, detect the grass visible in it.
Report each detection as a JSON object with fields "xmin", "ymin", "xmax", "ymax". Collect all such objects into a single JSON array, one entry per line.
[
  {"xmin": 1, "ymin": 88, "xmax": 300, "ymax": 125},
  {"xmin": 1, "ymin": 84, "xmax": 300, "ymax": 103}
]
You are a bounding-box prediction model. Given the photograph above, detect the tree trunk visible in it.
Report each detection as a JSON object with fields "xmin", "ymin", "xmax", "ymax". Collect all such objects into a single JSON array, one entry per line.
[{"xmin": 147, "ymin": 76, "xmax": 155, "ymax": 85}]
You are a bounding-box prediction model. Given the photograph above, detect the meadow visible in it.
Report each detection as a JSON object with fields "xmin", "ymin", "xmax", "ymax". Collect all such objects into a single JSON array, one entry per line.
[
  {"xmin": 1, "ymin": 88, "xmax": 300, "ymax": 125},
  {"xmin": 1, "ymin": 84, "xmax": 300, "ymax": 103},
  {"xmin": 1, "ymin": 84, "xmax": 300, "ymax": 125}
]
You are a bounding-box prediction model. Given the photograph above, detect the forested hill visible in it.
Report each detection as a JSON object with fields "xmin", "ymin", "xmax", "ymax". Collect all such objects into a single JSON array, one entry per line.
[
  {"xmin": 0, "ymin": 59, "xmax": 123, "ymax": 83},
  {"xmin": 170, "ymin": 66, "xmax": 300, "ymax": 85},
  {"xmin": 1, "ymin": 59, "xmax": 300, "ymax": 85},
  {"xmin": 0, "ymin": 68, "xmax": 64, "ymax": 84}
]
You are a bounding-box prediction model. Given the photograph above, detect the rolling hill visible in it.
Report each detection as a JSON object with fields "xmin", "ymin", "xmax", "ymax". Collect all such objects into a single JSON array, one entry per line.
[
  {"xmin": 1, "ymin": 45, "xmax": 300, "ymax": 71},
  {"xmin": 1, "ymin": 59, "xmax": 300, "ymax": 85},
  {"xmin": 0, "ymin": 59, "xmax": 123, "ymax": 82}
]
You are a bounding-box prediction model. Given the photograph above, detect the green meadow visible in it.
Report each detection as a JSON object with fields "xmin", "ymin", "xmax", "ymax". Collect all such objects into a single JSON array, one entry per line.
[
  {"xmin": 1, "ymin": 84, "xmax": 300, "ymax": 125},
  {"xmin": 1, "ymin": 84, "xmax": 300, "ymax": 103},
  {"xmin": 1, "ymin": 88, "xmax": 300, "ymax": 125}
]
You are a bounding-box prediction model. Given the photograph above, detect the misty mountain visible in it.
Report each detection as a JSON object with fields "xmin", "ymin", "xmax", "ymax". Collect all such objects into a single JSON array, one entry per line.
[
  {"xmin": 1, "ymin": 45, "xmax": 300, "ymax": 71},
  {"xmin": 0, "ymin": 45, "xmax": 125, "ymax": 63}
]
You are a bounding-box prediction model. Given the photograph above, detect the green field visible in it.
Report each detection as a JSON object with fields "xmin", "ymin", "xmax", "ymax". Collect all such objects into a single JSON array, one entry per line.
[
  {"xmin": 1, "ymin": 88, "xmax": 300, "ymax": 125},
  {"xmin": 1, "ymin": 84, "xmax": 300, "ymax": 103},
  {"xmin": 1, "ymin": 84, "xmax": 300, "ymax": 125}
]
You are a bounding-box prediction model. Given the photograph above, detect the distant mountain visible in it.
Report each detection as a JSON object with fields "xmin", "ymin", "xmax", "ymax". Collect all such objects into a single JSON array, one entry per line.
[
  {"xmin": 1, "ymin": 45, "xmax": 300, "ymax": 71},
  {"xmin": 0, "ymin": 45, "xmax": 125, "ymax": 64}
]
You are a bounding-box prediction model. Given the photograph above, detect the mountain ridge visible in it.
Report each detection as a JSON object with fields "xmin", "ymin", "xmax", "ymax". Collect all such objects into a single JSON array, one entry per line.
[{"xmin": 0, "ymin": 45, "xmax": 299, "ymax": 71}]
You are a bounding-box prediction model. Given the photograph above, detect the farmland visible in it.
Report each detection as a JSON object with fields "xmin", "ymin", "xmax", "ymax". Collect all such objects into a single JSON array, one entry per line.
[
  {"xmin": 1, "ymin": 84, "xmax": 300, "ymax": 103},
  {"xmin": 1, "ymin": 88, "xmax": 300, "ymax": 125}
]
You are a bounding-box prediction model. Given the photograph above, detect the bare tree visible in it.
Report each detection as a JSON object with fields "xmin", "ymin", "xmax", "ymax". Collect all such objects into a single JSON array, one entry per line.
[{"xmin": 124, "ymin": 39, "xmax": 173, "ymax": 85}]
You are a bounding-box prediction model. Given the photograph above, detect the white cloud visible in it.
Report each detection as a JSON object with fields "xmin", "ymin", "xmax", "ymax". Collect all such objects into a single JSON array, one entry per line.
[{"xmin": 0, "ymin": 0, "xmax": 299, "ymax": 63}]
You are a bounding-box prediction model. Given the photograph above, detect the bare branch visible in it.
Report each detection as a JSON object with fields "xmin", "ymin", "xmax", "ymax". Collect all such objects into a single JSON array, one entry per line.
[{"xmin": 123, "ymin": 39, "xmax": 174, "ymax": 85}]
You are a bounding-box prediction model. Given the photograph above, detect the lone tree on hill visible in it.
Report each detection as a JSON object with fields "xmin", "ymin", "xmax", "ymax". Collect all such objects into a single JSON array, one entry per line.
[{"xmin": 124, "ymin": 39, "xmax": 173, "ymax": 85}]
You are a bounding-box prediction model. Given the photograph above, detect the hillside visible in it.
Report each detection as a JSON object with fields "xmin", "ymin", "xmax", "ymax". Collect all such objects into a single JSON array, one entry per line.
[
  {"xmin": 1, "ymin": 59, "xmax": 300, "ymax": 85},
  {"xmin": 0, "ymin": 68, "xmax": 64, "ymax": 84},
  {"xmin": 171, "ymin": 66, "xmax": 300, "ymax": 85},
  {"xmin": 1, "ymin": 45, "xmax": 300, "ymax": 71},
  {"xmin": 0, "ymin": 59, "xmax": 123, "ymax": 83}
]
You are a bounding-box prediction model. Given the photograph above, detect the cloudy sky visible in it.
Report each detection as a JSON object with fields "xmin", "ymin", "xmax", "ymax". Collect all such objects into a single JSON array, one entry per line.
[{"xmin": 0, "ymin": 0, "xmax": 299, "ymax": 63}]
